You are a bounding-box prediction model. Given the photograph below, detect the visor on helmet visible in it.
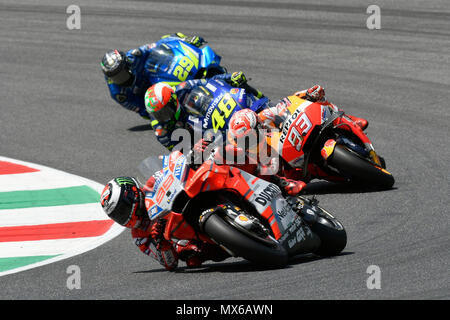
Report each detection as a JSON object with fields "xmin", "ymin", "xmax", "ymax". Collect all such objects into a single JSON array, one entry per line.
[
  {"xmin": 100, "ymin": 177, "xmax": 146, "ymax": 228},
  {"xmin": 151, "ymin": 98, "xmax": 177, "ymax": 122},
  {"xmin": 183, "ymin": 86, "xmax": 213, "ymax": 117},
  {"xmin": 101, "ymin": 50, "xmax": 133, "ymax": 85}
]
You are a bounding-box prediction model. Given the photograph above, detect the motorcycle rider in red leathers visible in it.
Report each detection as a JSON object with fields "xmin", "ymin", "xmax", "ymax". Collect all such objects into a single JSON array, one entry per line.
[{"xmin": 100, "ymin": 177, "xmax": 227, "ymax": 271}]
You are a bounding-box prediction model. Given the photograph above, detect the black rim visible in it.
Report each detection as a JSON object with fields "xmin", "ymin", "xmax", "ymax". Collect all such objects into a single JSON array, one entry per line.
[{"xmin": 222, "ymin": 215, "xmax": 278, "ymax": 248}]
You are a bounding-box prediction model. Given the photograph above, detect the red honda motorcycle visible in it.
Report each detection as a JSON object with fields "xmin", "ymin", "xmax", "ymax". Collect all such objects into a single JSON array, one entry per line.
[
  {"xmin": 138, "ymin": 150, "xmax": 347, "ymax": 268},
  {"xmin": 265, "ymin": 94, "xmax": 395, "ymax": 189}
]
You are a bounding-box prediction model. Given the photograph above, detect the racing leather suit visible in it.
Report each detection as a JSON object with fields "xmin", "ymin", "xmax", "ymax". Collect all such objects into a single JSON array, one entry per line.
[
  {"xmin": 257, "ymin": 88, "xmax": 369, "ymax": 182},
  {"xmin": 259, "ymin": 89, "xmax": 368, "ymax": 131},
  {"xmin": 131, "ymin": 176, "xmax": 228, "ymax": 270},
  {"xmin": 104, "ymin": 33, "xmax": 204, "ymax": 120}
]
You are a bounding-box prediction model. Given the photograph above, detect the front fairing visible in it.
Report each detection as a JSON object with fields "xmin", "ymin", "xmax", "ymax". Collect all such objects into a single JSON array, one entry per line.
[
  {"xmin": 140, "ymin": 152, "xmax": 190, "ymax": 220},
  {"xmin": 200, "ymin": 45, "xmax": 222, "ymax": 69},
  {"xmin": 233, "ymin": 169, "xmax": 314, "ymax": 252},
  {"xmin": 270, "ymin": 98, "xmax": 318, "ymax": 167},
  {"xmin": 270, "ymin": 97, "xmax": 343, "ymax": 167},
  {"xmin": 146, "ymin": 39, "xmax": 203, "ymax": 84},
  {"xmin": 249, "ymin": 96, "xmax": 270, "ymax": 113},
  {"xmin": 145, "ymin": 38, "xmax": 225, "ymax": 85}
]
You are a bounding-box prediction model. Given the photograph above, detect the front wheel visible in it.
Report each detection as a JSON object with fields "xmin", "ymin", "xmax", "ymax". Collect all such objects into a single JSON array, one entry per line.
[
  {"xmin": 327, "ymin": 145, "xmax": 395, "ymax": 189},
  {"xmin": 202, "ymin": 214, "xmax": 288, "ymax": 268},
  {"xmin": 298, "ymin": 197, "xmax": 347, "ymax": 257},
  {"xmin": 310, "ymin": 215, "xmax": 347, "ymax": 257}
]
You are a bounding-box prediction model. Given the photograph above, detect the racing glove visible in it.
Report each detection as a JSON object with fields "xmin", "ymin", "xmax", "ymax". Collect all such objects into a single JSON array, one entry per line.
[
  {"xmin": 189, "ymin": 138, "xmax": 213, "ymax": 166},
  {"xmin": 193, "ymin": 138, "xmax": 211, "ymax": 153},
  {"xmin": 150, "ymin": 219, "xmax": 167, "ymax": 245},
  {"xmin": 162, "ymin": 32, "xmax": 187, "ymax": 40},
  {"xmin": 272, "ymin": 175, "xmax": 306, "ymax": 196},
  {"xmin": 230, "ymin": 71, "xmax": 265, "ymax": 99},
  {"xmin": 142, "ymin": 176, "xmax": 155, "ymax": 193},
  {"xmin": 230, "ymin": 71, "xmax": 248, "ymax": 87},
  {"xmin": 164, "ymin": 32, "xmax": 206, "ymax": 47},
  {"xmin": 185, "ymin": 35, "xmax": 206, "ymax": 47}
]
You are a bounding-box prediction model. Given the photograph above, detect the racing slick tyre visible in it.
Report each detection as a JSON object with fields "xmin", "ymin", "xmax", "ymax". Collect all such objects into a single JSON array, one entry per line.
[
  {"xmin": 328, "ymin": 145, "xmax": 395, "ymax": 189},
  {"xmin": 310, "ymin": 214, "xmax": 347, "ymax": 257},
  {"xmin": 203, "ymin": 214, "xmax": 289, "ymax": 268}
]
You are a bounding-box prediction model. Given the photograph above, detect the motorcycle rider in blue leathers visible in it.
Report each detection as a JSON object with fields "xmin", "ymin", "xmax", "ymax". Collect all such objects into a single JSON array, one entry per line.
[
  {"xmin": 100, "ymin": 33, "xmax": 206, "ymax": 120},
  {"xmin": 144, "ymin": 71, "xmax": 265, "ymax": 150}
]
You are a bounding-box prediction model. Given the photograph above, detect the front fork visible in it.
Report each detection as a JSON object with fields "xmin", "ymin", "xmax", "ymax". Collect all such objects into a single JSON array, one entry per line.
[
  {"xmin": 320, "ymin": 116, "xmax": 383, "ymax": 167},
  {"xmin": 320, "ymin": 138, "xmax": 383, "ymax": 167}
]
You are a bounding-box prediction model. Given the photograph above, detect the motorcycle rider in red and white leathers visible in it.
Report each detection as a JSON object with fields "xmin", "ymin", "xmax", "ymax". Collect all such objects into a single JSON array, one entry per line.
[
  {"xmin": 257, "ymin": 85, "xmax": 369, "ymax": 182},
  {"xmin": 195, "ymin": 85, "xmax": 368, "ymax": 193},
  {"xmin": 258, "ymin": 85, "xmax": 368, "ymax": 131},
  {"xmin": 100, "ymin": 177, "xmax": 227, "ymax": 271}
]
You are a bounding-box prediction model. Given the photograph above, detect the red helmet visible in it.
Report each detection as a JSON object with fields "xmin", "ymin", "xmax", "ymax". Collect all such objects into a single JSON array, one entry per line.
[
  {"xmin": 227, "ymin": 109, "xmax": 260, "ymax": 152},
  {"xmin": 144, "ymin": 83, "xmax": 179, "ymax": 122},
  {"xmin": 100, "ymin": 177, "xmax": 147, "ymax": 228}
]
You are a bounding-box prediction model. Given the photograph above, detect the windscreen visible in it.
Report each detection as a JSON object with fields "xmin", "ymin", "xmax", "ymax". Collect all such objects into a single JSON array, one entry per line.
[
  {"xmin": 146, "ymin": 43, "xmax": 175, "ymax": 74},
  {"xmin": 182, "ymin": 86, "xmax": 214, "ymax": 117},
  {"xmin": 137, "ymin": 156, "xmax": 164, "ymax": 181}
]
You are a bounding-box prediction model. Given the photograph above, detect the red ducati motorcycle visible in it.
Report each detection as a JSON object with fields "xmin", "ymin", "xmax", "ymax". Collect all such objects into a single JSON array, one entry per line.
[{"xmin": 138, "ymin": 150, "xmax": 347, "ymax": 268}]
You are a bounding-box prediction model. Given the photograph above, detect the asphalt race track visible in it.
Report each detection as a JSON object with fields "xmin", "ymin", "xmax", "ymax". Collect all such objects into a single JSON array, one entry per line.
[{"xmin": 0, "ymin": 0, "xmax": 449, "ymax": 300}]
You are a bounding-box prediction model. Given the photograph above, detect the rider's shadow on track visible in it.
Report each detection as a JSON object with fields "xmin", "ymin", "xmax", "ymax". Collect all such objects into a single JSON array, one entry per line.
[
  {"xmin": 134, "ymin": 252, "xmax": 354, "ymax": 274},
  {"xmin": 302, "ymin": 181, "xmax": 397, "ymax": 195},
  {"xmin": 128, "ymin": 124, "xmax": 153, "ymax": 132}
]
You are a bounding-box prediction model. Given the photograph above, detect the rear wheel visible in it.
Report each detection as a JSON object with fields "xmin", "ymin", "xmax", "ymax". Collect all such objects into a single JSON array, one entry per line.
[
  {"xmin": 327, "ymin": 145, "xmax": 395, "ymax": 189},
  {"xmin": 202, "ymin": 214, "xmax": 288, "ymax": 268}
]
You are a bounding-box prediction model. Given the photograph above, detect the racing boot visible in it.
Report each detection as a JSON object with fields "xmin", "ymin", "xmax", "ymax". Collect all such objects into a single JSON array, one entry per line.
[
  {"xmin": 176, "ymin": 242, "xmax": 228, "ymax": 268},
  {"xmin": 175, "ymin": 242, "xmax": 203, "ymax": 268},
  {"xmin": 347, "ymin": 114, "xmax": 369, "ymax": 130}
]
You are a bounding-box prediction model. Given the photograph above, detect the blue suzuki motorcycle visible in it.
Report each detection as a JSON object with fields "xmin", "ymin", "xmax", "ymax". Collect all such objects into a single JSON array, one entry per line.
[{"xmin": 145, "ymin": 37, "xmax": 226, "ymax": 85}]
